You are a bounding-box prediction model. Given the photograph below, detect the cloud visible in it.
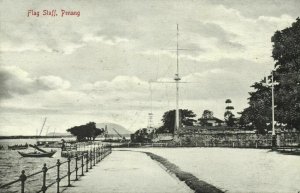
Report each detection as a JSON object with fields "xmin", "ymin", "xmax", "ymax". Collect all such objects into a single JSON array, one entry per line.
[
  {"xmin": 0, "ymin": 66, "xmax": 71, "ymax": 100},
  {"xmin": 0, "ymin": 0, "xmax": 298, "ymax": 134}
]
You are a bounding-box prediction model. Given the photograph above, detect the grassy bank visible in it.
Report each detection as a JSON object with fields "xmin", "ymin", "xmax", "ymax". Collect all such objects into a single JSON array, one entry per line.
[{"xmin": 144, "ymin": 152, "xmax": 224, "ymax": 193}]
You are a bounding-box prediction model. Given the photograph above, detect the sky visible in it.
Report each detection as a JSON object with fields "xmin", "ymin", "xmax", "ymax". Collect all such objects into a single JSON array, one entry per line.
[{"xmin": 0, "ymin": 0, "xmax": 299, "ymax": 135}]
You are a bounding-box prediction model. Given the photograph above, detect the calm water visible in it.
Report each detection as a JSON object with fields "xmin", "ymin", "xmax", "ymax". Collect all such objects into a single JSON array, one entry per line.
[
  {"xmin": 130, "ymin": 148, "xmax": 300, "ymax": 193},
  {"xmin": 0, "ymin": 138, "xmax": 78, "ymax": 193}
]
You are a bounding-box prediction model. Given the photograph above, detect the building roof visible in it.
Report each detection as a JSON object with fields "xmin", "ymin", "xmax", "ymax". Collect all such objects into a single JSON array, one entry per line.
[{"xmin": 199, "ymin": 117, "xmax": 224, "ymax": 123}]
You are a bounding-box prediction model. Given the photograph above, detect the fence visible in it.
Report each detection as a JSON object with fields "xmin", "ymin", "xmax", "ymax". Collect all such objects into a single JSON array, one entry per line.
[{"xmin": 0, "ymin": 145, "xmax": 112, "ymax": 193}]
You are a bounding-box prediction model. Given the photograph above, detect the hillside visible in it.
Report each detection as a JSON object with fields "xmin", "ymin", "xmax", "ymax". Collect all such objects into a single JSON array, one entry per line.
[{"xmin": 96, "ymin": 123, "xmax": 131, "ymax": 135}]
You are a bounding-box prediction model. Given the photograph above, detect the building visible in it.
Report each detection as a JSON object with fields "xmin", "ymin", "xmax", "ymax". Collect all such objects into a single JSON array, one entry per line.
[{"xmin": 198, "ymin": 117, "xmax": 225, "ymax": 127}]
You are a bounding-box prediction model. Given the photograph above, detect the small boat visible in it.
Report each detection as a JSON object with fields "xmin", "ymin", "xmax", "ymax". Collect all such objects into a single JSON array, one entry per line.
[
  {"xmin": 8, "ymin": 144, "xmax": 28, "ymax": 150},
  {"xmin": 18, "ymin": 144, "xmax": 56, "ymax": 158},
  {"xmin": 18, "ymin": 150, "xmax": 56, "ymax": 158}
]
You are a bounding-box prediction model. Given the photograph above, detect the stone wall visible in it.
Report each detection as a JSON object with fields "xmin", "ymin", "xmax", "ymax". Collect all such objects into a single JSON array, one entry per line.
[{"xmin": 176, "ymin": 130, "xmax": 300, "ymax": 148}]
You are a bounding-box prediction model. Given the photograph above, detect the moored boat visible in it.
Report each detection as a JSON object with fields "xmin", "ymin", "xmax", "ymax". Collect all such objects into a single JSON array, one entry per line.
[
  {"xmin": 18, "ymin": 150, "xmax": 56, "ymax": 158},
  {"xmin": 8, "ymin": 143, "xmax": 29, "ymax": 150}
]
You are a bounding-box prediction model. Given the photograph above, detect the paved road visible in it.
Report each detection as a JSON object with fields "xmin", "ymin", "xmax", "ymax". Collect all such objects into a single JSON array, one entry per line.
[{"xmin": 63, "ymin": 150, "xmax": 192, "ymax": 193}]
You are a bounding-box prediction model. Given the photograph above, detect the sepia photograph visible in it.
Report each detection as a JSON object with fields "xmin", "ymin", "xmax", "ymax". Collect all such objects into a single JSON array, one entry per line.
[{"xmin": 0, "ymin": 0, "xmax": 300, "ymax": 192}]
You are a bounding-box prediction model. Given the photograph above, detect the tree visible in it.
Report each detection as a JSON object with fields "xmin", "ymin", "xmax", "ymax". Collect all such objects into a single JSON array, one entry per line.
[
  {"xmin": 198, "ymin": 109, "xmax": 214, "ymax": 126},
  {"xmin": 224, "ymin": 99, "xmax": 235, "ymax": 126},
  {"xmin": 201, "ymin": 110, "xmax": 214, "ymax": 119},
  {"xmin": 239, "ymin": 81, "xmax": 272, "ymax": 133},
  {"xmin": 239, "ymin": 18, "xmax": 300, "ymax": 132},
  {"xmin": 271, "ymin": 18, "xmax": 300, "ymax": 130},
  {"xmin": 67, "ymin": 122, "xmax": 104, "ymax": 141},
  {"xmin": 157, "ymin": 109, "xmax": 196, "ymax": 133}
]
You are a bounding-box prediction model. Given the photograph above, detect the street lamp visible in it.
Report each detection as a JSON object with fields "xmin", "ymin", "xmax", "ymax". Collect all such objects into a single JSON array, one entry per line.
[
  {"xmin": 271, "ymin": 71, "xmax": 276, "ymax": 150},
  {"xmin": 264, "ymin": 70, "xmax": 276, "ymax": 150}
]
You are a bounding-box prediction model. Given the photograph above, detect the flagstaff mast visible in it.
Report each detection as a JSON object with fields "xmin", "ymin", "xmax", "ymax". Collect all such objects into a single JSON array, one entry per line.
[{"xmin": 174, "ymin": 24, "xmax": 181, "ymax": 133}]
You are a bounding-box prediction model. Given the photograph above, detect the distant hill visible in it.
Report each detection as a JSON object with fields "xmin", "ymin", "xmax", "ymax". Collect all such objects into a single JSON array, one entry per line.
[{"xmin": 96, "ymin": 123, "xmax": 131, "ymax": 136}]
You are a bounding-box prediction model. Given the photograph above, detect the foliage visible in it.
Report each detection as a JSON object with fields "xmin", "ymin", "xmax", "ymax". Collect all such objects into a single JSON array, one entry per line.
[
  {"xmin": 201, "ymin": 110, "xmax": 214, "ymax": 119},
  {"xmin": 67, "ymin": 122, "xmax": 104, "ymax": 141},
  {"xmin": 157, "ymin": 109, "xmax": 197, "ymax": 133},
  {"xmin": 198, "ymin": 110, "xmax": 214, "ymax": 126},
  {"xmin": 224, "ymin": 98, "xmax": 236, "ymax": 127},
  {"xmin": 225, "ymin": 99, "xmax": 232, "ymax": 103},
  {"xmin": 225, "ymin": 106, "xmax": 234, "ymax": 110},
  {"xmin": 239, "ymin": 81, "xmax": 272, "ymax": 133},
  {"xmin": 224, "ymin": 111, "xmax": 235, "ymax": 127},
  {"xmin": 271, "ymin": 18, "xmax": 300, "ymax": 130},
  {"xmin": 239, "ymin": 18, "xmax": 300, "ymax": 132},
  {"xmin": 131, "ymin": 128, "xmax": 153, "ymax": 143}
]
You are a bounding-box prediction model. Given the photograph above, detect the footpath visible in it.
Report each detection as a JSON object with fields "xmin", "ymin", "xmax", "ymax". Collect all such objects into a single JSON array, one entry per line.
[{"xmin": 63, "ymin": 150, "xmax": 192, "ymax": 193}]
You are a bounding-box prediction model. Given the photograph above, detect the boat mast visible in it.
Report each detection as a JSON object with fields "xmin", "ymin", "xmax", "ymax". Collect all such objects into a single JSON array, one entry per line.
[
  {"xmin": 39, "ymin": 117, "xmax": 47, "ymax": 136},
  {"xmin": 148, "ymin": 82, "xmax": 153, "ymax": 128},
  {"xmin": 174, "ymin": 24, "xmax": 181, "ymax": 133}
]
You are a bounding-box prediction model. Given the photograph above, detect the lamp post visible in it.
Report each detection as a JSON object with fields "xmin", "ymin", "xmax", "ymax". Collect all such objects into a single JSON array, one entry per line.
[{"xmin": 271, "ymin": 71, "xmax": 276, "ymax": 150}]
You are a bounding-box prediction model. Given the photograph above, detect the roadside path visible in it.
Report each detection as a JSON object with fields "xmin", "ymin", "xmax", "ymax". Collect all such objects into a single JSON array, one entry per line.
[{"xmin": 63, "ymin": 150, "xmax": 192, "ymax": 193}]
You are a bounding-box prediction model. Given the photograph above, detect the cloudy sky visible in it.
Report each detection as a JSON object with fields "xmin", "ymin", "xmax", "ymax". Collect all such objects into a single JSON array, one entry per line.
[{"xmin": 0, "ymin": 0, "xmax": 299, "ymax": 135}]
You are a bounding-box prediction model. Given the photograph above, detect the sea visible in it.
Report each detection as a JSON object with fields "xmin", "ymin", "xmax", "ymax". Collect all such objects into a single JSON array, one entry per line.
[{"xmin": 0, "ymin": 138, "xmax": 78, "ymax": 193}]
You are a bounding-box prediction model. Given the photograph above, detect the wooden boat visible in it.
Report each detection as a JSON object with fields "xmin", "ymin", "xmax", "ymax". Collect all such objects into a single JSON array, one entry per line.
[
  {"xmin": 18, "ymin": 144, "xmax": 56, "ymax": 158},
  {"xmin": 18, "ymin": 150, "xmax": 56, "ymax": 158},
  {"xmin": 8, "ymin": 144, "xmax": 28, "ymax": 150}
]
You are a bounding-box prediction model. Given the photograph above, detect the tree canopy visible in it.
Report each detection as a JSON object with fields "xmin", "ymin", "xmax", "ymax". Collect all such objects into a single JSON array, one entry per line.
[
  {"xmin": 239, "ymin": 81, "xmax": 272, "ymax": 133},
  {"xmin": 272, "ymin": 18, "xmax": 300, "ymax": 130},
  {"xmin": 67, "ymin": 122, "xmax": 104, "ymax": 141},
  {"xmin": 198, "ymin": 110, "xmax": 214, "ymax": 126},
  {"xmin": 157, "ymin": 109, "xmax": 196, "ymax": 133},
  {"xmin": 239, "ymin": 18, "xmax": 300, "ymax": 132},
  {"xmin": 224, "ymin": 99, "xmax": 235, "ymax": 127}
]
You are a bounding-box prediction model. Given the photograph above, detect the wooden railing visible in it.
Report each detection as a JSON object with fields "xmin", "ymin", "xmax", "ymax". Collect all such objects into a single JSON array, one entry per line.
[{"xmin": 0, "ymin": 145, "xmax": 112, "ymax": 193}]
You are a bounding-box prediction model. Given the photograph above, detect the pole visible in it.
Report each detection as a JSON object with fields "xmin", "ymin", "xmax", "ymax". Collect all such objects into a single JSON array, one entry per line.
[
  {"xmin": 75, "ymin": 155, "xmax": 78, "ymax": 181},
  {"xmin": 56, "ymin": 160, "xmax": 60, "ymax": 193},
  {"xmin": 67, "ymin": 157, "xmax": 71, "ymax": 187},
  {"xmin": 81, "ymin": 153, "xmax": 84, "ymax": 176},
  {"xmin": 174, "ymin": 24, "xmax": 180, "ymax": 133},
  {"xmin": 271, "ymin": 71, "xmax": 276, "ymax": 149},
  {"xmin": 42, "ymin": 164, "xmax": 48, "ymax": 193}
]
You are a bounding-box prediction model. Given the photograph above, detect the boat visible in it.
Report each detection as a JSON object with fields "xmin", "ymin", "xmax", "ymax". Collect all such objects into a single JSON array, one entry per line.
[
  {"xmin": 18, "ymin": 144, "xmax": 56, "ymax": 158},
  {"xmin": 8, "ymin": 144, "xmax": 28, "ymax": 150},
  {"xmin": 18, "ymin": 150, "xmax": 56, "ymax": 158},
  {"xmin": 18, "ymin": 118, "xmax": 58, "ymax": 158}
]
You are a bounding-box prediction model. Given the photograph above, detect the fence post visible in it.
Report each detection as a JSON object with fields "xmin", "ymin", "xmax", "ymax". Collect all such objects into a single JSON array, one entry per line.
[
  {"xmin": 86, "ymin": 152, "xmax": 89, "ymax": 172},
  {"xmin": 96, "ymin": 147, "xmax": 99, "ymax": 163},
  {"xmin": 93, "ymin": 147, "xmax": 96, "ymax": 166},
  {"xmin": 19, "ymin": 170, "xmax": 27, "ymax": 193},
  {"xmin": 90, "ymin": 150, "xmax": 92, "ymax": 169},
  {"xmin": 75, "ymin": 155, "xmax": 78, "ymax": 181},
  {"xmin": 67, "ymin": 157, "xmax": 71, "ymax": 187},
  {"xmin": 56, "ymin": 159, "xmax": 60, "ymax": 193},
  {"xmin": 100, "ymin": 146, "xmax": 102, "ymax": 161},
  {"xmin": 42, "ymin": 163, "xmax": 48, "ymax": 193},
  {"xmin": 81, "ymin": 153, "xmax": 84, "ymax": 176}
]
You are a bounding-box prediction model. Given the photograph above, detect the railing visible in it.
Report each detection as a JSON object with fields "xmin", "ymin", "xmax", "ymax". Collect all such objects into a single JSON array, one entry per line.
[{"xmin": 0, "ymin": 145, "xmax": 112, "ymax": 193}]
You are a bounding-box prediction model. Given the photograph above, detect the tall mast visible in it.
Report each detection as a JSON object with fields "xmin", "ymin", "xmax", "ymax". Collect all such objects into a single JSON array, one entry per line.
[
  {"xmin": 39, "ymin": 117, "xmax": 47, "ymax": 136},
  {"xmin": 148, "ymin": 82, "xmax": 153, "ymax": 128},
  {"xmin": 174, "ymin": 24, "xmax": 181, "ymax": 133}
]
